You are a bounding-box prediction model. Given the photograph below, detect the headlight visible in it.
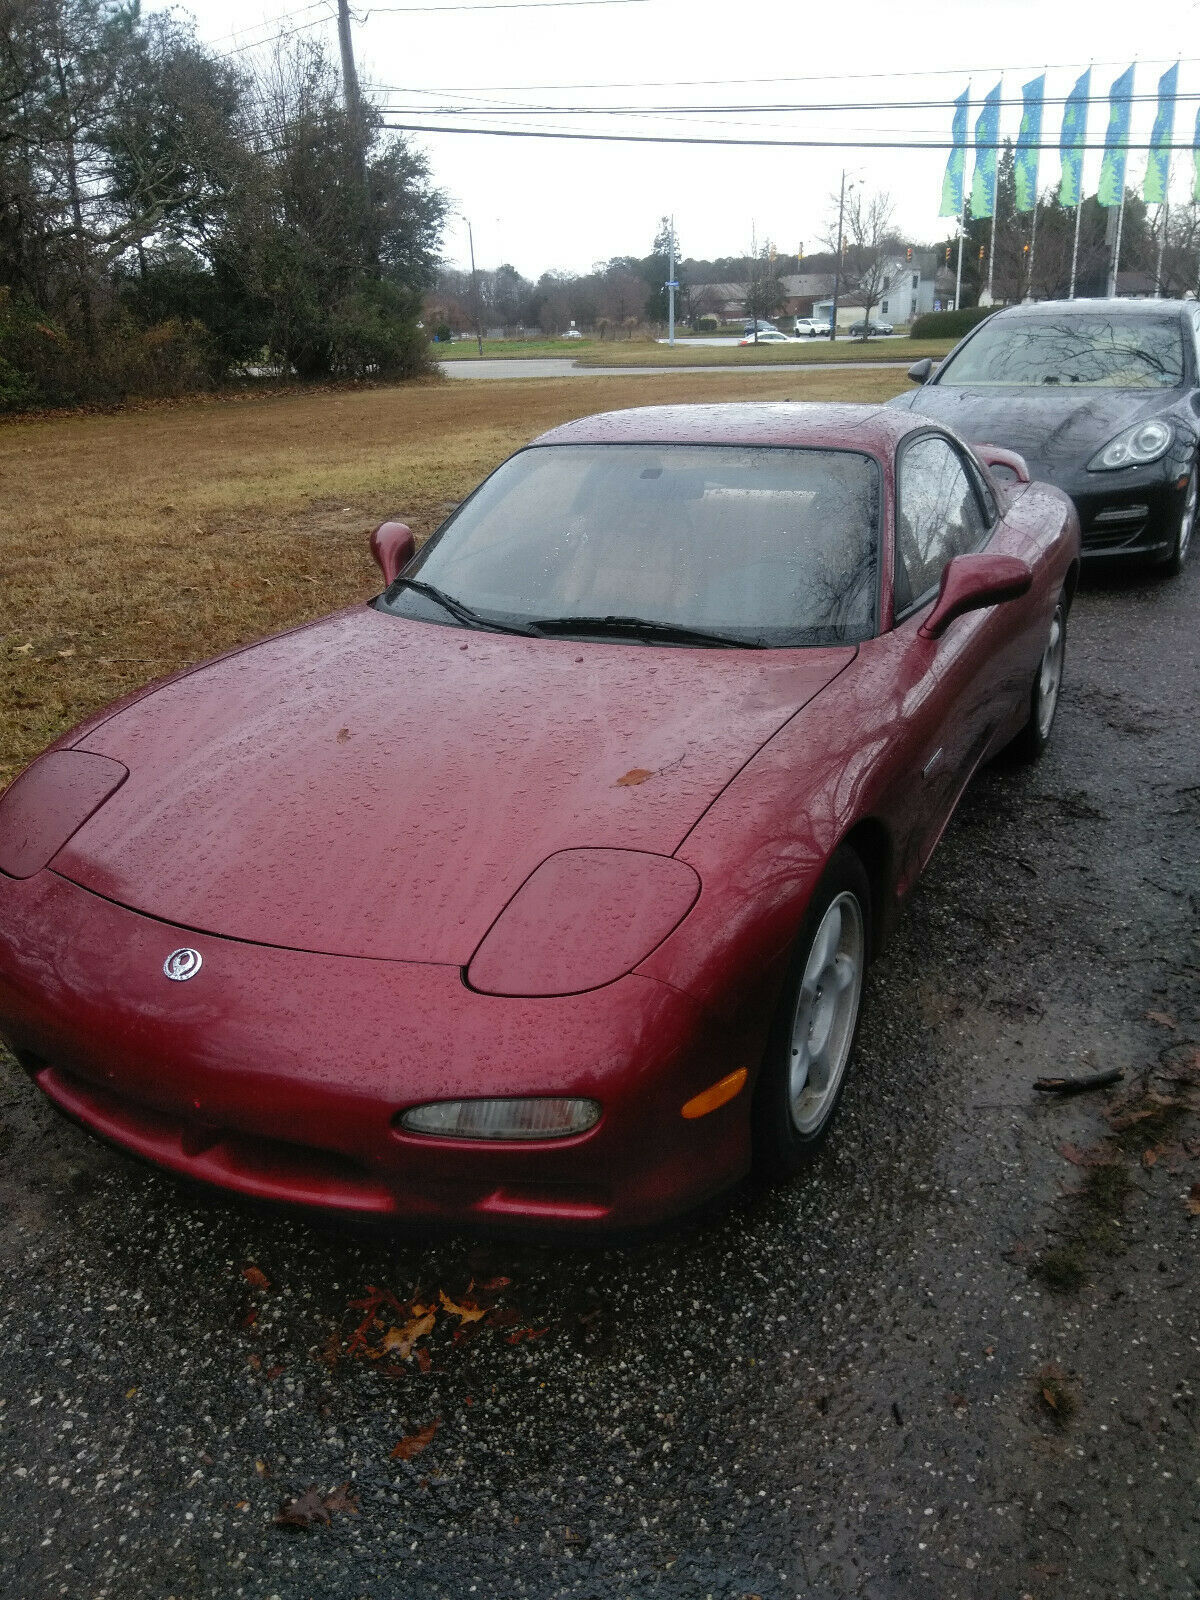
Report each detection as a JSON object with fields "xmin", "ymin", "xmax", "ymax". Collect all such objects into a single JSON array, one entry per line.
[
  {"xmin": 467, "ymin": 847, "xmax": 700, "ymax": 996},
  {"xmin": 0, "ymin": 750, "xmax": 127, "ymax": 879},
  {"xmin": 1087, "ymin": 419, "xmax": 1174, "ymax": 471},
  {"xmin": 397, "ymin": 1097, "xmax": 601, "ymax": 1140}
]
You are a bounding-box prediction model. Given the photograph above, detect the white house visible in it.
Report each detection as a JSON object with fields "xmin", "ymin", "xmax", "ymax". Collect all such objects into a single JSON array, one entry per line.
[{"xmin": 812, "ymin": 258, "xmax": 937, "ymax": 328}]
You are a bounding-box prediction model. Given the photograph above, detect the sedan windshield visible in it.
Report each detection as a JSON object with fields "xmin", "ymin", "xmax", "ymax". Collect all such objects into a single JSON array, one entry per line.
[
  {"xmin": 378, "ymin": 444, "xmax": 880, "ymax": 647},
  {"xmin": 937, "ymin": 313, "xmax": 1185, "ymax": 389}
]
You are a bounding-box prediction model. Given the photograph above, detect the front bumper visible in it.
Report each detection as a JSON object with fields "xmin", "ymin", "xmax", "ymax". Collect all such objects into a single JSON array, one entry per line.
[
  {"xmin": 1039, "ymin": 454, "xmax": 1191, "ymax": 561},
  {"xmin": 0, "ymin": 870, "xmax": 753, "ymax": 1232}
]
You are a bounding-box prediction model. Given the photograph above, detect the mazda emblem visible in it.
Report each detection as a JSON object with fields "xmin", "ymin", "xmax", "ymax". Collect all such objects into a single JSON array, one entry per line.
[{"xmin": 163, "ymin": 947, "xmax": 203, "ymax": 982}]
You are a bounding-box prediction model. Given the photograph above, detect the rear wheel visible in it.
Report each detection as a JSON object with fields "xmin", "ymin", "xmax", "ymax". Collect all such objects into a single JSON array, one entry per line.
[
  {"xmin": 1009, "ymin": 598, "xmax": 1066, "ymax": 763},
  {"xmin": 753, "ymin": 849, "xmax": 870, "ymax": 1177},
  {"xmin": 1159, "ymin": 463, "xmax": 1196, "ymax": 576}
]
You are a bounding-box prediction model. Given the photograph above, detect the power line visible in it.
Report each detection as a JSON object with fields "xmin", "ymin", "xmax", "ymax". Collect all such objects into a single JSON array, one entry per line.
[
  {"xmin": 383, "ymin": 120, "xmax": 1200, "ymax": 152},
  {"xmin": 207, "ymin": 1, "xmax": 333, "ymax": 47},
  {"xmin": 370, "ymin": 56, "xmax": 1200, "ymax": 94},
  {"xmin": 364, "ymin": 0, "xmax": 648, "ymax": 11},
  {"xmin": 370, "ymin": 91, "xmax": 1200, "ymax": 115}
]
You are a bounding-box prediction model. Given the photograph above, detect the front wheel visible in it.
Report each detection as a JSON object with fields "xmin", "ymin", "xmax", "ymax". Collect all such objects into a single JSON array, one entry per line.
[
  {"xmin": 753, "ymin": 849, "xmax": 870, "ymax": 1177},
  {"xmin": 1159, "ymin": 464, "xmax": 1196, "ymax": 576},
  {"xmin": 1009, "ymin": 598, "xmax": 1066, "ymax": 763}
]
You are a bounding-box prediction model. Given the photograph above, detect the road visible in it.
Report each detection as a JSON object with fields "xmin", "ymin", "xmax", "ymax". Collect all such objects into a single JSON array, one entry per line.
[
  {"xmin": 1, "ymin": 557, "xmax": 1198, "ymax": 1599},
  {"xmin": 440, "ymin": 358, "xmax": 910, "ymax": 380}
]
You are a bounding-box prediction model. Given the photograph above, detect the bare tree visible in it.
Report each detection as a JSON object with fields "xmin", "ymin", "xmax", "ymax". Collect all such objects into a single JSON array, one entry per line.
[{"xmin": 824, "ymin": 189, "xmax": 897, "ymax": 338}]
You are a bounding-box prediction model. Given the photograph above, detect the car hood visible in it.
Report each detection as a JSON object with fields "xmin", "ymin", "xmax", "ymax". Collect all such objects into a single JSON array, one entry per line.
[
  {"xmin": 54, "ymin": 607, "xmax": 853, "ymax": 963},
  {"xmin": 893, "ymin": 383, "xmax": 1178, "ymax": 481}
]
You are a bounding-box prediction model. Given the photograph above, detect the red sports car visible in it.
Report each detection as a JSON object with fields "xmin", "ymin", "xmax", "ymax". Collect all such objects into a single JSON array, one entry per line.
[{"xmin": 0, "ymin": 404, "xmax": 1079, "ymax": 1231}]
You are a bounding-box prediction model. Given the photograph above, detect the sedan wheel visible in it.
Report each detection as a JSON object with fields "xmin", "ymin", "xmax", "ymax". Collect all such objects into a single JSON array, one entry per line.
[
  {"xmin": 1010, "ymin": 598, "xmax": 1066, "ymax": 762},
  {"xmin": 1162, "ymin": 465, "xmax": 1197, "ymax": 576},
  {"xmin": 753, "ymin": 848, "xmax": 871, "ymax": 1175}
]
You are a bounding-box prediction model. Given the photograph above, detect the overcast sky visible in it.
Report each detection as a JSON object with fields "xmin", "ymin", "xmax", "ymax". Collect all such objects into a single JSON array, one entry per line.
[{"xmin": 151, "ymin": 0, "xmax": 1199, "ymax": 278}]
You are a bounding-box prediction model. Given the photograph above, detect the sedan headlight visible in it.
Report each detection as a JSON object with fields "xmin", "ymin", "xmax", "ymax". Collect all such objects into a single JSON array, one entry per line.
[
  {"xmin": 467, "ymin": 847, "xmax": 700, "ymax": 997},
  {"xmin": 0, "ymin": 750, "xmax": 127, "ymax": 879},
  {"xmin": 1087, "ymin": 418, "xmax": 1174, "ymax": 472},
  {"xmin": 397, "ymin": 1098, "xmax": 601, "ymax": 1140}
]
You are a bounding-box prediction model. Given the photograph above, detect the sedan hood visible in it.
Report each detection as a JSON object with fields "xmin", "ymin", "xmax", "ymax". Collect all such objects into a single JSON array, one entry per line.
[
  {"xmin": 895, "ymin": 384, "xmax": 1176, "ymax": 482},
  {"xmin": 54, "ymin": 608, "xmax": 853, "ymax": 963}
]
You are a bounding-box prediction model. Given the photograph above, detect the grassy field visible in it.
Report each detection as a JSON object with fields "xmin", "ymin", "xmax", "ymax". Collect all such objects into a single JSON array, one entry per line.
[
  {"xmin": 0, "ymin": 364, "xmax": 908, "ymax": 785},
  {"xmin": 574, "ymin": 338, "xmax": 956, "ymax": 368},
  {"xmin": 436, "ymin": 338, "xmax": 601, "ymax": 359}
]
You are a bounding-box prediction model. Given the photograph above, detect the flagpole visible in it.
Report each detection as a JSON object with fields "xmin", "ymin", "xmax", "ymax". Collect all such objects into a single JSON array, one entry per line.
[
  {"xmin": 987, "ymin": 207, "xmax": 997, "ymax": 301},
  {"xmin": 1154, "ymin": 200, "xmax": 1168, "ymax": 297},
  {"xmin": 1026, "ymin": 199, "xmax": 1038, "ymax": 300},
  {"xmin": 1108, "ymin": 185, "xmax": 1126, "ymax": 297},
  {"xmin": 954, "ymin": 213, "xmax": 964, "ymax": 310},
  {"xmin": 1069, "ymin": 198, "xmax": 1083, "ymax": 298}
]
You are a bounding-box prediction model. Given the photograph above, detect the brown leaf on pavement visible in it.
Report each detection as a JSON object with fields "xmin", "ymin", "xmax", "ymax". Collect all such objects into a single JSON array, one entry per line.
[
  {"xmin": 275, "ymin": 1487, "xmax": 330, "ymax": 1529},
  {"xmin": 381, "ymin": 1311, "xmax": 436, "ymax": 1359},
  {"xmin": 1145, "ymin": 1010, "xmax": 1177, "ymax": 1029},
  {"xmin": 242, "ymin": 1265, "xmax": 270, "ymax": 1290},
  {"xmin": 615, "ymin": 768, "xmax": 654, "ymax": 786},
  {"xmin": 438, "ymin": 1289, "xmax": 487, "ymax": 1324},
  {"xmin": 391, "ymin": 1418, "xmax": 441, "ymax": 1460},
  {"xmin": 322, "ymin": 1483, "xmax": 360, "ymax": 1517},
  {"xmin": 1059, "ymin": 1141, "xmax": 1117, "ymax": 1167}
]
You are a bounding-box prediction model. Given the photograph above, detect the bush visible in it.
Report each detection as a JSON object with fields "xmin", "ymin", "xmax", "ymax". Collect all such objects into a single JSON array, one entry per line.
[
  {"xmin": 433, "ymin": 323, "xmax": 452, "ymax": 344},
  {"xmin": 910, "ymin": 306, "xmax": 1000, "ymax": 340},
  {"xmin": 328, "ymin": 280, "xmax": 432, "ymax": 379},
  {"xmin": 697, "ymin": 314, "xmax": 719, "ymax": 332}
]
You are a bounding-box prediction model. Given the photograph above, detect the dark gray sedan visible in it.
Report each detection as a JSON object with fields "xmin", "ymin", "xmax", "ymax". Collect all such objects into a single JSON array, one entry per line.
[{"xmin": 892, "ymin": 298, "xmax": 1199, "ymax": 573}]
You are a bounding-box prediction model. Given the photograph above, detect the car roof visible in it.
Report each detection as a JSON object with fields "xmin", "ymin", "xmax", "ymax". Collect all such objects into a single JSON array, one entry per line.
[
  {"xmin": 988, "ymin": 297, "xmax": 1192, "ymax": 320},
  {"xmin": 532, "ymin": 402, "xmax": 921, "ymax": 454}
]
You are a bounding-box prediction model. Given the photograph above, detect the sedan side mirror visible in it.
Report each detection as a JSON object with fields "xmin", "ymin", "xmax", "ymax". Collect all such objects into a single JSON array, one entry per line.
[
  {"xmin": 918, "ymin": 553, "xmax": 1033, "ymax": 641},
  {"xmin": 907, "ymin": 358, "xmax": 934, "ymax": 384},
  {"xmin": 370, "ymin": 521, "xmax": 416, "ymax": 586}
]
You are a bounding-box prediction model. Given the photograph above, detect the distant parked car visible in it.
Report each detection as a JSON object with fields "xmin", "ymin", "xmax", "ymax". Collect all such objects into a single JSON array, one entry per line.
[
  {"xmin": 561, "ymin": 327, "xmax": 584, "ymax": 340},
  {"xmin": 743, "ymin": 320, "xmax": 778, "ymax": 336},
  {"xmin": 849, "ymin": 320, "xmax": 895, "ymax": 338},
  {"xmin": 793, "ymin": 318, "xmax": 827, "ymax": 338},
  {"xmin": 739, "ymin": 330, "xmax": 791, "ymax": 345}
]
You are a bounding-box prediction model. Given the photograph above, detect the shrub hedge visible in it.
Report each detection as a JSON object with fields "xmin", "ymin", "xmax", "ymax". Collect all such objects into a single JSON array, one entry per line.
[{"xmin": 909, "ymin": 306, "xmax": 1000, "ymax": 340}]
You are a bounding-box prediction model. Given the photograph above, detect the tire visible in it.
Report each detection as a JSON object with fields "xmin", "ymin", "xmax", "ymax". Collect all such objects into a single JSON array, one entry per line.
[
  {"xmin": 1158, "ymin": 462, "xmax": 1197, "ymax": 576},
  {"xmin": 753, "ymin": 848, "xmax": 871, "ymax": 1177},
  {"xmin": 1009, "ymin": 597, "xmax": 1066, "ymax": 763}
]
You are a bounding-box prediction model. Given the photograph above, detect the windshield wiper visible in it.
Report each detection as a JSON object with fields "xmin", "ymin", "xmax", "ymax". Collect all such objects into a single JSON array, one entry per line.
[
  {"xmin": 530, "ymin": 614, "xmax": 761, "ymax": 649},
  {"xmin": 390, "ymin": 577, "xmax": 543, "ymax": 636}
]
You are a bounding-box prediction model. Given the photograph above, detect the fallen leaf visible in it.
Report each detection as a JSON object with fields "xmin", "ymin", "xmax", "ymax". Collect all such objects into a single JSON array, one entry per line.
[
  {"xmin": 274, "ymin": 1482, "xmax": 359, "ymax": 1529},
  {"xmin": 1041, "ymin": 1386, "xmax": 1058, "ymax": 1410},
  {"xmin": 337, "ymin": 726, "xmax": 351, "ymax": 743},
  {"xmin": 1187, "ymin": 1182, "xmax": 1200, "ymax": 1217},
  {"xmin": 13, "ymin": 641, "xmax": 32, "ymax": 653},
  {"xmin": 1145, "ymin": 1010, "xmax": 1177, "ymax": 1029},
  {"xmin": 125, "ymin": 1387, "xmax": 137, "ymax": 1399},
  {"xmin": 274, "ymin": 1487, "xmax": 331, "ymax": 1529},
  {"xmin": 481, "ymin": 1275, "xmax": 512, "ymax": 1291},
  {"xmin": 266, "ymin": 1364, "xmax": 285, "ymax": 1380},
  {"xmin": 416, "ymin": 1347, "xmax": 432, "ymax": 1374},
  {"xmin": 1059, "ymin": 1141, "xmax": 1117, "ymax": 1168},
  {"xmin": 242, "ymin": 1265, "xmax": 270, "ymax": 1290},
  {"xmin": 390, "ymin": 1418, "xmax": 440, "ymax": 1460},
  {"xmin": 1142, "ymin": 1147, "xmax": 1158, "ymax": 1168},
  {"xmin": 438, "ymin": 1289, "xmax": 486, "ymax": 1324},
  {"xmin": 615, "ymin": 768, "xmax": 654, "ymax": 786},
  {"xmin": 255, "ymin": 1459, "xmax": 270, "ymax": 1478},
  {"xmin": 381, "ymin": 1311, "xmax": 436, "ymax": 1359}
]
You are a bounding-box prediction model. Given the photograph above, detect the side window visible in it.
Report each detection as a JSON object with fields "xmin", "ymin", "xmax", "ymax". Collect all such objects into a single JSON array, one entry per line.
[
  {"xmin": 1190, "ymin": 307, "xmax": 1200, "ymax": 368},
  {"xmin": 894, "ymin": 435, "xmax": 989, "ymax": 616}
]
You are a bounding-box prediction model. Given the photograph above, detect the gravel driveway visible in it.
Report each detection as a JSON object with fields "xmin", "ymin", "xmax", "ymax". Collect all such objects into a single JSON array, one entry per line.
[{"xmin": 1, "ymin": 559, "xmax": 1197, "ymax": 1600}]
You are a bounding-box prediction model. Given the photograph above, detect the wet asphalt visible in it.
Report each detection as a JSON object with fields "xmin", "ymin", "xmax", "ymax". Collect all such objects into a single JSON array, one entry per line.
[{"xmin": 0, "ymin": 553, "xmax": 1197, "ymax": 1600}]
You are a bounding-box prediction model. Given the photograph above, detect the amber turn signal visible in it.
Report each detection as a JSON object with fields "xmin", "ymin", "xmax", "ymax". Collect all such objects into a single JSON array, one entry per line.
[{"xmin": 681, "ymin": 1067, "xmax": 748, "ymax": 1120}]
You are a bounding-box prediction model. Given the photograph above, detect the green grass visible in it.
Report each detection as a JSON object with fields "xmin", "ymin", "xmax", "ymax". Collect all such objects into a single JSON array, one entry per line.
[
  {"xmin": 435, "ymin": 338, "xmax": 601, "ymax": 360},
  {"xmin": 573, "ymin": 339, "xmax": 956, "ymax": 369}
]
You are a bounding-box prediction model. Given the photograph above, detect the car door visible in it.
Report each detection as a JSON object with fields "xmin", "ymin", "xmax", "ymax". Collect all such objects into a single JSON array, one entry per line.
[{"xmin": 888, "ymin": 431, "xmax": 1033, "ymax": 879}]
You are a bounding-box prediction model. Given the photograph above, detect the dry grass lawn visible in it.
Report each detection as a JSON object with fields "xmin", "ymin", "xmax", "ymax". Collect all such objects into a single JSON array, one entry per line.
[{"xmin": 0, "ymin": 365, "xmax": 907, "ymax": 785}]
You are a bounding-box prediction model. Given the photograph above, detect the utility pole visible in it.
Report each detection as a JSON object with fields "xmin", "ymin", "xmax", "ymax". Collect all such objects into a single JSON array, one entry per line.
[
  {"xmin": 829, "ymin": 170, "xmax": 845, "ymax": 341},
  {"xmin": 1154, "ymin": 200, "xmax": 1169, "ymax": 297},
  {"xmin": 466, "ymin": 218, "xmax": 484, "ymax": 357},
  {"xmin": 1025, "ymin": 199, "xmax": 1039, "ymax": 301},
  {"xmin": 667, "ymin": 215, "xmax": 676, "ymax": 346},
  {"xmin": 336, "ymin": 0, "xmax": 361, "ymax": 122},
  {"xmin": 1107, "ymin": 187, "xmax": 1127, "ymax": 298},
  {"xmin": 1068, "ymin": 195, "xmax": 1083, "ymax": 298}
]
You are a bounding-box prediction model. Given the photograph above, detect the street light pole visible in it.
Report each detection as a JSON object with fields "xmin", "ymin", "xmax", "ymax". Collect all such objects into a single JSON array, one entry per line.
[
  {"xmin": 466, "ymin": 218, "xmax": 483, "ymax": 357},
  {"xmin": 829, "ymin": 170, "xmax": 845, "ymax": 342},
  {"xmin": 667, "ymin": 215, "xmax": 676, "ymax": 346}
]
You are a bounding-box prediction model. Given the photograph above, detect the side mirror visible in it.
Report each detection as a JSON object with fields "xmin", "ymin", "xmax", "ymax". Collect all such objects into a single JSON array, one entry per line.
[
  {"xmin": 907, "ymin": 358, "xmax": 933, "ymax": 384},
  {"xmin": 370, "ymin": 520, "xmax": 415, "ymax": 586},
  {"xmin": 918, "ymin": 553, "xmax": 1033, "ymax": 641}
]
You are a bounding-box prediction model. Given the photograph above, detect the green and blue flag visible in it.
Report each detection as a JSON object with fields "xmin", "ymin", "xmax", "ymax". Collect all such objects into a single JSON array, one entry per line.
[
  {"xmin": 1194, "ymin": 104, "xmax": 1200, "ymax": 202},
  {"xmin": 1144, "ymin": 64, "xmax": 1178, "ymax": 205},
  {"xmin": 1098, "ymin": 64, "xmax": 1135, "ymax": 206},
  {"xmin": 1058, "ymin": 68, "xmax": 1089, "ymax": 207},
  {"xmin": 1014, "ymin": 75, "xmax": 1044, "ymax": 212},
  {"xmin": 940, "ymin": 87, "xmax": 969, "ymax": 217},
  {"xmin": 970, "ymin": 82, "xmax": 1002, "ymax": 218}
]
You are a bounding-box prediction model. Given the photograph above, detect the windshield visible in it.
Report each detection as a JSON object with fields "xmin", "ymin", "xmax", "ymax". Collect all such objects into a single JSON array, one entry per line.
[
  {"xmin": 377, "ymin": 443, "xmax": 880, "ymax": 647},
  {"xmin": 937, "ymin": 313, "xmax": 1185, "ymax": 389}
]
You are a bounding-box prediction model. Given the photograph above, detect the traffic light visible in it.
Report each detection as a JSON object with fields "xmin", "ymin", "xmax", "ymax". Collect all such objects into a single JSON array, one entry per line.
[
  {"xmin": 905, "ymin": 246, "xmax": 912, "ymax": 261},
  {"xmin": 1023, "ymin": 242, "xmax": 1030, "ymax": 257},
  {"xmin": 945, "ymin": 245, "xmax": 951, "ymax": 264},
  {"xmin": 978, "ymin": 246, "xmax": 985, "ymax": 262}
]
